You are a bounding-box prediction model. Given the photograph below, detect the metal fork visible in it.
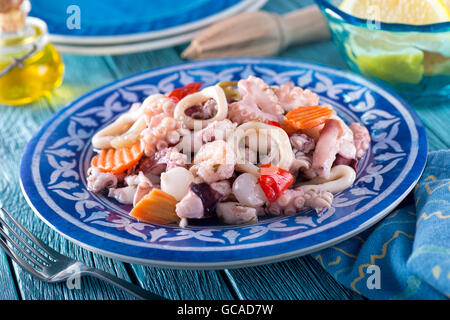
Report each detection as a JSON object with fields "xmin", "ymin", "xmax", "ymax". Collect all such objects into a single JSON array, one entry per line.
[{"xmin": 0, "ymin": 207, "xmax": 164, "ymax": 300}]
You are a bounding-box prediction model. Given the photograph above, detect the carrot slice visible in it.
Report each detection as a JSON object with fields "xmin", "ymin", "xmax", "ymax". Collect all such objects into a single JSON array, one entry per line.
[
  {"xmin": 91, "ymin": 140, "xmax": 144, "ymax": 174},
  {"xmin": 284, "ymin": 106, "xmax": 333, "ymax": 130},
  {"xmin": 130, "ymin": 189, "xmax": 179, "ymax": 224}
]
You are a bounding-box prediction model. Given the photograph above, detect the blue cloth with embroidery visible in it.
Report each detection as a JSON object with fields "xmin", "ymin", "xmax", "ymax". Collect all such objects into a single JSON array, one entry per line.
[{"xmin": 317, "ymin": 150, "xmax": 450, "ymax": 299}]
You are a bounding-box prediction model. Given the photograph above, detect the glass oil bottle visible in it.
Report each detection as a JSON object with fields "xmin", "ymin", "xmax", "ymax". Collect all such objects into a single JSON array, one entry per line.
[{"xmin": 0, "ymin": 0, "xmax": 64, "ymax": 105}]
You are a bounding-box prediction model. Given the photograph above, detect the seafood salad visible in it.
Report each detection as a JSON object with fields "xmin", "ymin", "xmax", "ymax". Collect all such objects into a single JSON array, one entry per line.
[{"xmin": 87, "ymin": 76, "xmax": 371, "ymax": 227}]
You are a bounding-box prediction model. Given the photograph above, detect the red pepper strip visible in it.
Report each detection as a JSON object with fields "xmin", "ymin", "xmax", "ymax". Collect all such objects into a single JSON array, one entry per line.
[
  {"xmin": 267, "ymin": 120, "xmax": 282, "ymax": 128},
  {"xmin": 168, "ymin": 82, "xmax": 203, "ymax": 103},
  {"xmin": 258, "ymin": 164, "xmax": 294, "ymax": 202},
  {"xmin": 267, "ymin": 120, "xmax": 296, "ymax": 137}
]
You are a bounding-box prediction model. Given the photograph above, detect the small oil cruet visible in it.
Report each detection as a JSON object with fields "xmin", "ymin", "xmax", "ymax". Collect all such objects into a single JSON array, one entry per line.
[{"xmin": 0, "ymin": 0, "xmax": 64, "ymax": 105}]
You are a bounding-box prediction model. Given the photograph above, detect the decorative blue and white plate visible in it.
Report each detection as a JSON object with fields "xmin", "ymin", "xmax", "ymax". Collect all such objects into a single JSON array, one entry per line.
[{"xmin": 20, "ymin": 58, "xmax": 428, "ymax": 269}]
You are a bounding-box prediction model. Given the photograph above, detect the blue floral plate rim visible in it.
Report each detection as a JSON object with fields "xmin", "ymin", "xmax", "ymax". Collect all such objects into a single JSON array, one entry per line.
[{"xmin": 19, "ymin": 57, "xmax": 428, "ymax": 269}]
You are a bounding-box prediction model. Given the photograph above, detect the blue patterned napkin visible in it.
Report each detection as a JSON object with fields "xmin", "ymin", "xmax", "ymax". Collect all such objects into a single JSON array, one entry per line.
[{"xmin": 316, "ymin": 150, "xmax": 450, "ymax": 299}]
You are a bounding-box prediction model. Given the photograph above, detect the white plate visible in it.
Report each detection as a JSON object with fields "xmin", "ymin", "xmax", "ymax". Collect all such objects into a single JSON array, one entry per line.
[{"xmin": 54, "ymin": 29, "xmax": 202, "ymax": 55}]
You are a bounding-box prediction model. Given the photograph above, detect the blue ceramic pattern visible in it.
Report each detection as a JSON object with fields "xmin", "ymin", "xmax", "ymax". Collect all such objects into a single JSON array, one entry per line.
[{"xmin": 19, "ymin": 58, "xmax": 428, "ymax": 268}]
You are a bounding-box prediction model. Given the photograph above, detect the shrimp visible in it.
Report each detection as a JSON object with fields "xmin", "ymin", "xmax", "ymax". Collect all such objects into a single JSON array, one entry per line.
[{"xmin": 190, "ymin": 140, "xmax": 236, "ymax": 184}]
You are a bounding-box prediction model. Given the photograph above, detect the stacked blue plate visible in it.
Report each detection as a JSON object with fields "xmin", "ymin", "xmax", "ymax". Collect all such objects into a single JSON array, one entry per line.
[{"xmin": 30, "ymin": 0, "xmax": 267, "ymax": 54}]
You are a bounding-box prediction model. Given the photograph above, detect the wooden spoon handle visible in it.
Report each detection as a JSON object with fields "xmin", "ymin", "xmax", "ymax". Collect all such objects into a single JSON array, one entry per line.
[{"xmin": 279, "ymin": 5, "xmax": 331, "ymax": 49}]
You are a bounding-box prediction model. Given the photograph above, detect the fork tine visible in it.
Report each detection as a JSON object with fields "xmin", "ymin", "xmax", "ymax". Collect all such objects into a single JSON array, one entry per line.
[
  {"xmin": 0, "ymin": 226, "xmax": 46, "ymax": 269},
  {"xmin": 0, "ymin": 237, "xmax": 44, "ymax": 279},
  {"xmin": 0, "ymin": 208, "xmax": 60, "ymax": 258},
  {"xmin": 0, "ymin": 214, "xmax": 51, "ymax": 265}
]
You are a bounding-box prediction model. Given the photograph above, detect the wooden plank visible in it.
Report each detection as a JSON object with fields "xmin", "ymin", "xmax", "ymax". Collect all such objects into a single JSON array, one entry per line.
[
  {"xmin": 0, "ymin": 248, "xmax": 19, "ymax": 300},
  {"xmin": 409, "ymin": 101, "xmax": 450, "ymax": 151},
  {"xmin": 224, "ymin": 256, "xmax": 363, "ymax": 300},
  {"xmin": 0, "ymin": 102, "xmax": 54, "ymax": 300},
  {"xmin": 130, "ymin": 266, "xmax": 235, "ymax": 300},
  {"xmin": 104, "ymin": 48, "xmax": 182, "ymax": 77}
]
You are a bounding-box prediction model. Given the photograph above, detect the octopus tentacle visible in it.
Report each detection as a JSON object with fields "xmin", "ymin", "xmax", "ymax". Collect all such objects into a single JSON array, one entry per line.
[
  {"xmin": 291, "ymin": 151, "xmax": 312, "ymax": 174},
  {"xmin": 142, "ymin": 94, "xmax": 176, "ymax": 119},
  {"xmin": 350, "ymin": 122, "xmax": 371, "ymax": 158},
  {"xmin": 228, "ymin": 76, "xmax": 283, "ymax": 124},
  {"xmin": 302, "ymin": 189, "xmax": 334, "ymax": 212},
  {"xmin": 266, "ymin": 189, "xmax": 306, "ymax": 216},
  {"xmin": 86, "ymin": 167, "xmax": 119, "ymax": 193},
  {"xmin": 273, "ymin": 81, "xmax": 320, "ymax": 112},
  {"xmin": 142, "ymin": 116, "xmax": 185, "ymax": 156},
  {"xmin": 176, "ymin": 119, "xmax": 237, "ymax": 153}
]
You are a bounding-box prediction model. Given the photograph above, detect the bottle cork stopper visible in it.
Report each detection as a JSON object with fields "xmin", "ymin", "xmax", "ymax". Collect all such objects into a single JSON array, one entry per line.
[{"xmin": 0, "ymin": 0, "xmax": 25, "ymax": 33}]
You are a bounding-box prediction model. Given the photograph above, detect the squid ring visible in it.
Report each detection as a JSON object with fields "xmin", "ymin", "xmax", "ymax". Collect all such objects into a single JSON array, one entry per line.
[
  {"xmin": 298, "ymin": 165, "xmax": 356, "ymax": 194},
  {"xmin": 229, "ymin": 122, "xmax": 294, "ymax": 176},
  {"xmin": 110, "ymin": 117, "xmax": 147, "ymax": 149},
  {"xmin": 91, "ymin": 103, "xmax": 145, "ymax": 149},
  {"xmin": 174, "ymin": 85, "xmax": 228, "ymax": 129}
]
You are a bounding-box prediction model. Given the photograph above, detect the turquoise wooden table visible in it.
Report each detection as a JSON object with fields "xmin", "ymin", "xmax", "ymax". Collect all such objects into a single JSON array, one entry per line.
[{"xmin": 1, "ymin": 0, "xmax": 449, "ymax": 300}]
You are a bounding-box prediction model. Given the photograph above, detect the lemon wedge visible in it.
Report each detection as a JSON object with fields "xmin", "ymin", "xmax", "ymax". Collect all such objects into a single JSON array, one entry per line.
[
  {"xmin": 346, "ymin": 34, "xmax": 425, "ymax": 84},
  {"xmin": 339, "ymin": 0, "xmax": 450, "ymax": 24},
  {"xmin": 422, "ymin": 0, "xmax": 450, "ymax": 74},
  {"xmin": 424, "ymin": 50, "xmax": 450, "ymax": 75},
  {"xmin": 443, "ymin": 0, "xmax": 450, "ymax": 9}
]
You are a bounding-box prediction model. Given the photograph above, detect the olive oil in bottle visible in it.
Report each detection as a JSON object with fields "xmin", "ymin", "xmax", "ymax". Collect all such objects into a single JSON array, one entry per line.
[{"xmin": 0, "ymin": 0, "xmax": 64, "ymax": 105}]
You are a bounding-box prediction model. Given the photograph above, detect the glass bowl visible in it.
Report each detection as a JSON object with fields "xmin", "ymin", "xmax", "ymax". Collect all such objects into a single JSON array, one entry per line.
[{"xmin": 315, "ymin": 0, "xmax": 450, "ymax": 103}]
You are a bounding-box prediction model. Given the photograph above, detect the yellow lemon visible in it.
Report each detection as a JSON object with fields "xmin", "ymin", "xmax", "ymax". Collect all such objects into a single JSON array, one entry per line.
[
  {"xmin": 443, "ymin": 0, "xmax": 450, "ymax": 9},
  {"xmin": 339, "ymin": 0, "xmax": 450, "ymax": 24}
]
